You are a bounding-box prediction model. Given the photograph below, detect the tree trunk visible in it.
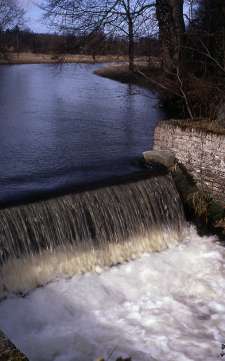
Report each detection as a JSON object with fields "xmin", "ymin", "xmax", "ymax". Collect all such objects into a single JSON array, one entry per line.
[
  {"xmin": 156, "ymin": 0, "xmax": 185, "ymax": 73},
  {"xmin": 128, "ymin": 18, "xmax": 134, "ymax": 72}
]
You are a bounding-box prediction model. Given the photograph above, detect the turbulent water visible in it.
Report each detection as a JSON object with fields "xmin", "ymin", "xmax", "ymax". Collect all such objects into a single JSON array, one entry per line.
[
  {"xmin": 0, "ymin": 227, "xmax": 224, "ymax": 361},
  {"xmin": 1, "ymin": 62, "xmax": 223, "ymax": 361},
  {"xmin": 0, "ymin": 173, "xmax": 185, "ymax": 297}
]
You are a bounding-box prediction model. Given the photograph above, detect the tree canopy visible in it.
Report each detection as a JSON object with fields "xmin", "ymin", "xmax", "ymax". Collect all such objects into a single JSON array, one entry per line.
[
  {"xmin": 0, "ymin": 0, "xmax": 24, "ymax": 31},
  {"xmin": 42, "ymin": 0, "xmax": 156, "ymax": 70}
]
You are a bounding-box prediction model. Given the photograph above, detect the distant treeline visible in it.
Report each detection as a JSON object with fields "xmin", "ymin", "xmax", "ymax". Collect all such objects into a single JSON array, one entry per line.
[{"xmin": 0, "ymin": 27, "xmax": 159, "ymax": 56}]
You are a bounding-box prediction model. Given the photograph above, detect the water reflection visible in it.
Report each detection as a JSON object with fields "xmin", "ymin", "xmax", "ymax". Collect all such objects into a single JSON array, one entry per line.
[{"xmin": 0, "ymin": 63, "xmax": 165, "ymax": 205}]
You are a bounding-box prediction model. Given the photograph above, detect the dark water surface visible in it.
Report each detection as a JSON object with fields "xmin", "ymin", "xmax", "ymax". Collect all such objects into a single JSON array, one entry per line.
[{"xmin": 0, "ymin": 63, "xmax": 165, "ymax": 206}]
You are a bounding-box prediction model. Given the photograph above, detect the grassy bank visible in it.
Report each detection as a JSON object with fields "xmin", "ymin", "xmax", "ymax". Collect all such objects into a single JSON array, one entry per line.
[
  {"xmin": 163, "ymin": 119, "xmax": 225, "ymax": 136},
  {"xmin": 96, "ymin": 63, "xmax": 225, "ymax": 132},
  {"xmin": 96, "ymin": 63, "xmax": 225, "ymax": 126},
  {"xmin": 95, "ymin": 61, "xmax": 183, "ymax": 117},
  {"xmin": 0, "ymin": 52, "xmax": 148, "ymax": 65},
  {"xmin": 95, "ymin": 60, "xmax": 160, "ymax": 88}
]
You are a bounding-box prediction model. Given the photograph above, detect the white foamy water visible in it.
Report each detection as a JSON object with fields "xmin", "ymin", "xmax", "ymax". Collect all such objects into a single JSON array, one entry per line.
[{"xmin": 0, "ymin": 227, "xmax": 225, "ymax": 361}]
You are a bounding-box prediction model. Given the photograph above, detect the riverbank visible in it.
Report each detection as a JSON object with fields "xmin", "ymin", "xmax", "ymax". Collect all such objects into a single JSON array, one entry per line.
[
  {"xmin": 96, "ymin": 63, "xmax": 225, "ymax": 238},
  {"xmin": 0, "ymin": 52, "xmax": 148, "ymax": 65},
  {"xmin": 95, "ymin": 60, "xmax": 160, "ymax": 88},
  {"xmin": 95, "ymin": 63, "xmax": 225, "ymax": 123},
  {"xmin": 95, "ymin": 61, "xmax": 181, "ymax": 117}
]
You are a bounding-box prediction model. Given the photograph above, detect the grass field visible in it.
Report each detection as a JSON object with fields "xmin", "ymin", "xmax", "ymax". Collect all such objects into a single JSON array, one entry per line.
[{"xmin": 0, "ymin": 52, "xmax": 148, "ymax": 65}]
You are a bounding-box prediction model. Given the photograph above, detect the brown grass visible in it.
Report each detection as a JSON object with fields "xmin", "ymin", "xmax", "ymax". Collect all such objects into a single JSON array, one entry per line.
[
  {"xmin": 0, "ymin": 52, "xmax": 148, "ymax": 65},
  {"xmin": 164, "ymin": 119, "xmax": 225, "ymax": 136},
  {"xmin": 95, "ymin": 58, "xmax": 160, "ymax": 77},
  {"xmin": 96, "ymin": 63, "xmax": 225, "ymax": 135},
  {"xmin": 94, "ymin": 61, "xmax": 161, "ymax": 93}
]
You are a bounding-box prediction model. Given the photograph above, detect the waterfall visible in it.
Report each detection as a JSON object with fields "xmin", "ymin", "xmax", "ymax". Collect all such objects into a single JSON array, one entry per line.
[{"xmin": 0, "ymin": 173, "xmax": 185, "ymax": 298}]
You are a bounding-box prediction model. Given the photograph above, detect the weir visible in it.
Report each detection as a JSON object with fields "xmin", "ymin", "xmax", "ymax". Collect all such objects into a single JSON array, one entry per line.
[{"xmin": 0, "ymin": 172, "xmax": 185, "ymax": 298}]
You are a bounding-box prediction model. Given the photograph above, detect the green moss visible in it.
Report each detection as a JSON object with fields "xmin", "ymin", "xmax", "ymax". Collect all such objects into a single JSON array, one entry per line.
[{"xmin": 173, "ymin": 164, "xmax": 225, "ymax": 239}]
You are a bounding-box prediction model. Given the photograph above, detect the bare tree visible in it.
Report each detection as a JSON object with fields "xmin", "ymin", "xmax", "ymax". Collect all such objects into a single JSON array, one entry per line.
[
  {"xmin": 42, "ymin": 0, "xmax": 156, "ymax": 71},
  {"xmin": 0, "ymin": 0, "xmax": 24, "ymax": 31},
  {"xmin": 184, "ymin": 0, "xmax": 198, "ymax": 25}
]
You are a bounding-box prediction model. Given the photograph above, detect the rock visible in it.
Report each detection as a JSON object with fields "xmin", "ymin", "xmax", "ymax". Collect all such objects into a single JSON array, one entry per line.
[
  {"xmin": 143, "ymin": 150, "xmax": 176, "ymax": 169},
  {"xmin": 0, "ymin": 331, "xmax": 28, "ymax": 361},
  {"xmin": 95, "ymin": 266, "xmax": 102, "ymax": 274}
]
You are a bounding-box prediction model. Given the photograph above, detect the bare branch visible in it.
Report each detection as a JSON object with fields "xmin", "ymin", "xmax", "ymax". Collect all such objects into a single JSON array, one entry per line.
[{"xmin": 0, "ymin": 0, "xmax": 24, "ymax": 30}]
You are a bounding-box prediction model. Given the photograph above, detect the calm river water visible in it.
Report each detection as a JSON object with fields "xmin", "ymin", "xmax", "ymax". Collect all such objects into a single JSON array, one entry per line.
[{"xmin": 0, "ymin": 63, "xmax": 165, "ymax": 205}]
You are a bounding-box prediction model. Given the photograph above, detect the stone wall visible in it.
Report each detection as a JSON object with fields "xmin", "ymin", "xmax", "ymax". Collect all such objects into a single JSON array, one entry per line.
[{"xmin": 153, "ymin": 121, "xmax": 225, "ymax": 205}]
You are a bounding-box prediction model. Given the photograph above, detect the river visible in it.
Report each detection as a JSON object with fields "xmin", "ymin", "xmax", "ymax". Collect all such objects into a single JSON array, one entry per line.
[
  {"xmin": 0, "ymin": 63, "xmax": 164, "ymax": 205},
  {"xmin": 0, "ymin": 63, "xmax": 224, "ymax": 361},
  {"xmin": 0, "ymin": 227, "xmax": 225, "ymax": 361}
]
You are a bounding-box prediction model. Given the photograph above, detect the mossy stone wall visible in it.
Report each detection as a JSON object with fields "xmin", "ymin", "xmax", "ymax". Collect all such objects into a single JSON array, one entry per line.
[{"xmin": 153, "ymin": 121, "xmax": 225, "ymax": 205}]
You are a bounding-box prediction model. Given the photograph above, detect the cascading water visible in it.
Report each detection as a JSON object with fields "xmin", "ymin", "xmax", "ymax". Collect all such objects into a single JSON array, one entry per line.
[{"xmin": 0, "ymin": 173, "xmax": 185, "ymax": 298}]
